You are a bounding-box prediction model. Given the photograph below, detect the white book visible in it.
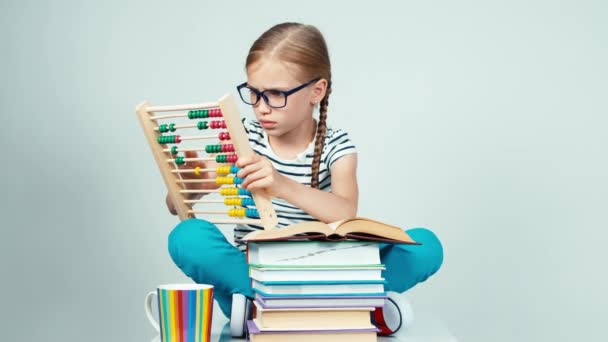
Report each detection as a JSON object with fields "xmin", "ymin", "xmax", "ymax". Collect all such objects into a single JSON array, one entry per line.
[
  {"xmin": 247, "ymin": 241, "xmax": 380, "ymax": 266},
  {"xmin": 249, "ymin": 265, "xmax": 385, "ymax": 282},
  {"xmin": 252, "ymin": 279, "xmax": 385, "ymax": 296}
]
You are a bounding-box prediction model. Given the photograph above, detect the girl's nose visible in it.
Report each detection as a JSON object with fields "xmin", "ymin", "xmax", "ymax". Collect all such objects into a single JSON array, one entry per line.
[{"xmin": 256, "ymin": 98, "xmax": 272, "ymax": 114}]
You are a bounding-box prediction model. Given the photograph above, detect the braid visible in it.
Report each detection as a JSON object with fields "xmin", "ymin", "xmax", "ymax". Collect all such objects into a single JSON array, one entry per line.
[{"xmin": 311, "ymin": 87, "xmax": 331, "ymax": 189}]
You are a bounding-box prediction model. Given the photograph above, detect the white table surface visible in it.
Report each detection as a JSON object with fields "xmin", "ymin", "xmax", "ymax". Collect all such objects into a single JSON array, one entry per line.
[{"xmin": 149, "ymin": 300, "xmax": 457, "ymax": 342}]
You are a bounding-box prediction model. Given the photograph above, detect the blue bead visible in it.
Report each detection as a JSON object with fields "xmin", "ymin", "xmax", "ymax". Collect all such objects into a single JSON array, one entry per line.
[
  {"xmin": 231, "ymin": 166, "xmax": 240, "ymax": 174},
  {"xmin": 234, "ymin": 177, "xmax": 243, "ymax": 184},
  {"xmin": 238, "ymin": 188, "xmax": 252, "ymax": 196},
  {"xmin": 246, "ymin": 208, "xmax": 260, "ymax": 218}
]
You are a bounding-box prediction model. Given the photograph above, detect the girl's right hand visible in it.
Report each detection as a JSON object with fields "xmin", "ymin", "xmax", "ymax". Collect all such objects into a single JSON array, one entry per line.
[{"xmin": 166, "ymin": 150, "xmax": 215, "ymax": 215}]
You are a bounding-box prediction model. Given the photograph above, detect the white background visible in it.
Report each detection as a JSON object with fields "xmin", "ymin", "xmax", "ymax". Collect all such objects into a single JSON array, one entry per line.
[{"xmin": 1, "ymin": 1, "xmax": 606, "ymax": 341}]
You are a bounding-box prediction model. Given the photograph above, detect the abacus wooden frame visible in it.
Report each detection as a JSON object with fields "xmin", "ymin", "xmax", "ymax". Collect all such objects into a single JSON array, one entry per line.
[{"xmin": 135, "ymin": 94, "xmax": 278, "ymax": 230}]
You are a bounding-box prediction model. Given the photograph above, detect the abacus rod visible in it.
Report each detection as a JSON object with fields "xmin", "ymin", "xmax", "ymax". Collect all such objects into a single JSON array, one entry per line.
[
  {"xmin": 171, "ymin": 168, "xmax": 216, "ymax": 173},
  {"xmin": 155, "ymin": 124, "xmax": 220, "ymax": 132},
  {"xmin": 194, "ymin": 218, "xmax": 265, "ymax": 225},
  {"xmin": 176, "ymin": 179, "xmax": 219, "ymax": 183},
  {"xmin": 166, "ymin": 157, "xmax": 229, "ymax": 163},
  {"xmin": 180, "ymin": 189, "xmax": 221, "ymax": 194},
  {"xmin": 180, "ymin": 135, "xmax": 223, "ymax": 141},
  {"xmin": 147, "ymin": 102, "xmax": 219, "ymax": 112},
  {"xmin": 184, "ymin": 199, "xmax": 225, "ymax": 204},
  {"xmin": 163, "ymin": 147, "xmax": 220, "ymax": 153},
  {"xmin": 191, "ymin": 210, "xmax": 247, "ymax": 215}
]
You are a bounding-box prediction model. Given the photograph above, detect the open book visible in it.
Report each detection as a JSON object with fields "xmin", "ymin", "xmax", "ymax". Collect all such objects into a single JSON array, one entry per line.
[{"xmin": 242, "ymin": 217, "xmax": 419, "ymax": 244}]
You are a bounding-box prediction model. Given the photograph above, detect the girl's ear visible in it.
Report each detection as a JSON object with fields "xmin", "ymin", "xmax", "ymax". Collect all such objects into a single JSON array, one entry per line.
[{"xmin": 310, "ymin": 78, "xmax": 328, "ymax": 105}]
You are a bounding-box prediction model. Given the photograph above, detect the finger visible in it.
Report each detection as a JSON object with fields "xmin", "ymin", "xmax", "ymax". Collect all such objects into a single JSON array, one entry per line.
[
  {"xmin": 245, "ymin": 178, "xmax": 272, "ymax": 191},
  {"xmin": 236, "ymin": 154, "xmax": 260, "ymax": 168},
  {"xmin": 237, "ymin": 162, "xmax": 263, "ymax": 179},
  {"xmin": 240, "ymin": 168, "xmax": 270, "ymax": 189}
]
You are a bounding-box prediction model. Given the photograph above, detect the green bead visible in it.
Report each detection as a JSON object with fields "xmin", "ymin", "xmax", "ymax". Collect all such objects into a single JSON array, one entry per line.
[
  {"xmin": 169, "ymin": 123, "xmax": 176, "ymax": 132},
  {"xmin": 175, "ymin": 156, "xmax": 185, "ymax": 165},
  {"xmin": 216, "ymin": 155, "xmax": 226, "ymax": 163},
  {"xmin": 188, "ymin": 111, "xmax": 194, "ymax": 119},
  {"xmin": 198, "ymin": 121, "xmax": 208, "ymax": 130},
  {"xmin": 171, "ymin": 146, "xmax": 178, "ymax": 155},
  {"xmin": 159, "ymin": 124, "xmax": 167, "ymax": 133},
  {"xmin": 206, "ymin": 145, "xmax": 219, "ymax": 153},
  {"xmin": 202, "ymin": 109, "xmax": 209, "ymax": 118}
]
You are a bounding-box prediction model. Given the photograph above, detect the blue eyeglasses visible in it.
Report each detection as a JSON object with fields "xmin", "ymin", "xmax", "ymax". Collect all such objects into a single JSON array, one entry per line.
[{"xmin": 236, "ymin": 78, "xmax": 321, "ymax": 109}]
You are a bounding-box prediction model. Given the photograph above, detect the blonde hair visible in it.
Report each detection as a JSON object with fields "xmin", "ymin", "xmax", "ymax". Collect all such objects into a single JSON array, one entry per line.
[{"xmin": 245, "ymin": 22, "xmax": 331, "ymax": 189}]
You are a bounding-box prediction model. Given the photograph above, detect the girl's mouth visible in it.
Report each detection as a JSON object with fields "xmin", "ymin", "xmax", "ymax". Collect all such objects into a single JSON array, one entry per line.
[{"xmin": 260, "ymin": 120, "xmax": 277, "ymax": 129}]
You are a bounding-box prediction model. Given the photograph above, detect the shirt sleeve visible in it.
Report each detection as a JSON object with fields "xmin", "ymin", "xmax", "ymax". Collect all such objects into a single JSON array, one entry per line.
[{"xmin": 324, "ymin": 129, "xmax": 357, "ymax": 169}]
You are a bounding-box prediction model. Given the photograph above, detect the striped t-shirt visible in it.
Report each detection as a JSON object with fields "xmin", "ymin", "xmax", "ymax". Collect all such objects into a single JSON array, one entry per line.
[{"xmin": 233, "ymin": 118, "xmax": 357, "ymax": 252}]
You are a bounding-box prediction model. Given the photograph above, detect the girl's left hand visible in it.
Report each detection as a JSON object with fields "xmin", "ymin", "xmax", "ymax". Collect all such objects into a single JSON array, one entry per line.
[{"xmin": 236, "ymin": 154, "xmax": 285, "ymax": 197}]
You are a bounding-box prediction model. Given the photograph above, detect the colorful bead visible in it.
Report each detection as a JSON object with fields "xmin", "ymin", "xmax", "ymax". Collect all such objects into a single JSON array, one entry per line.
[
  {"xmin": 209, "ymin": 120, "xmax": 226, "ymax": 129},
  {"xmin": 238, "ymin": 188, "xmax": 251, "ymax": 196},
  {"xmin": 169, "ymin": 123, "xmax": 176, "ymax": 132},
  {"xmin": 246, "ymin": 208, "xmax": 259, "ymax": 218},
  {"xmin": 218, "ymin": 132, "xmax": 230, "ymax": 140},
  {"xmin": 221, "ymin": 144, "xmax": 234, "ymax": 152},
  {"xmin": 215, "ymin": 154, "xmax": 238, "ymax": 163},
  {"xmin": 223, "ymin": 197, "xmax": 256, "ymax": 206},
  {"xmin": 157, "ymin": 135, "xmax": 180, "ymax": 144},
  {"xmin": 175, "ymin": 156, "xmax": 185, "ymax": 165},
  {"xmin": 197, "ymin": 121, "xmax": 208, "ymax": 130},
  {"xmin": 209, "ymin": 108, "xmax": 223, "ymax": 117},
  {"xmin": 194, "ymin": 166, "xmax": 201, "ymax": 176},
  {"xmin": 220, "ymin": 188, "xmax": 239, "ymax": 196},
  {"xmin": 171, "ymin": 146, "xmax": 178, "ymax": 155},
  {"xmin": 227, "ymin": 208, "xmax": 258, "ymax": 218},
  {"xmin": 215, "ymin": 176, "xmax": 234, "ymax": 185},
  {"xmin": 228, "ymin": 208, "xmax": 246, "ymax": 217},
  {"xmin": 216, "ymin": 166, "xmax": 231, "ymax": 174},
  {"xmin": 233, "ymin": 177, "xmax": 243, "ymax": 185},
  {"xmin": 188, "ymin": 109, "xmax": 210, "ymax": 119},
  {"xmin": 159, "ymin": 124, "xmax": 168, "ymax": 133}
]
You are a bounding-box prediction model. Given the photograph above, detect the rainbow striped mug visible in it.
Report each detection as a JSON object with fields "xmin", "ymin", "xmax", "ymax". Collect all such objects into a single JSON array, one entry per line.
[{"xmin": 145, "ymin": 284, "xmax": 214, "ymax": 342}]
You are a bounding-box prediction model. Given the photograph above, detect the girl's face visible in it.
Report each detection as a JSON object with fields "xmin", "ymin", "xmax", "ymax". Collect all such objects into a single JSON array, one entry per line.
[{"xmin": 246, "ymin": 57, "xmax": 323, "ymax": 139}]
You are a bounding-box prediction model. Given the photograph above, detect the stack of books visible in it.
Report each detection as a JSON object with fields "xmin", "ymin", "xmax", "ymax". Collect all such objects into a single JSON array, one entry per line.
[{"xmin": 243, "ymin": 217, "xmax": 418, "ymax": 342}]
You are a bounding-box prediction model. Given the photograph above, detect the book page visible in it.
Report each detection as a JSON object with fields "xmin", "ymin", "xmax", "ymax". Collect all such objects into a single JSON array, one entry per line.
[
  {"xmin": 242, "ymin": 221, "xmax": 331, "ymax": 241},
  {"xmin": 334, "ymin": 217, "xmax": 417, "ymax": 244}
]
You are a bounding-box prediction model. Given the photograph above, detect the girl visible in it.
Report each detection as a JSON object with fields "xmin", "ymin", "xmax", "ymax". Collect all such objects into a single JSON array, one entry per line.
[{"xmin": 166, "ymin": 22, "xmax": 443, "ymax": 337}]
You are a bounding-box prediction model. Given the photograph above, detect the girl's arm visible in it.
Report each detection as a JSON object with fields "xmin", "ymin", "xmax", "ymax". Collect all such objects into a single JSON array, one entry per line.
[{"xmin": 237, "ymin": 154, "xmax": 358, "ymax": 223}]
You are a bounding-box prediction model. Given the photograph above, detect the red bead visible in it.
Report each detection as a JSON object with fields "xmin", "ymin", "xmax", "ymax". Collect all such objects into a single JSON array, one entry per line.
[
  {"xmin": 174, "ymin": 135, "xmax": 181, "ymax": 143},
  {"xmin": 222, "ymin": 144, "xmax": 234, "ymax": 152}
]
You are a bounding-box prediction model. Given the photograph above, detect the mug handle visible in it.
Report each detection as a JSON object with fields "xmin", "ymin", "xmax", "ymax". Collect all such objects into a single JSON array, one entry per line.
[{"xmin": 144, "ymin": 291, "xmax": 160, "ymax": 332}]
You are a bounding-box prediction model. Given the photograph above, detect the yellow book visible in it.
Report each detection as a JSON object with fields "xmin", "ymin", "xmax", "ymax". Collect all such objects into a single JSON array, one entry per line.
[{"xmin": 253, "ymin": 300, "xmax": 375, "ymax": 330}]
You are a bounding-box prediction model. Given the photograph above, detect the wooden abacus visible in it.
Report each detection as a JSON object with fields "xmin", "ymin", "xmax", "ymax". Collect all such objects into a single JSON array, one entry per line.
[{"xmin": 136, "ymin": 94, "xmax": 278, "ymax": 230}]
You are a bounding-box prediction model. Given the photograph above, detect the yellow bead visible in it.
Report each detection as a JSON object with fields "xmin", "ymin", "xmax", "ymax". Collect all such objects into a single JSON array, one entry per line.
[
  {"xmin": 224, "ymin": 197, "xmax": 243, "ymax": 206},
  {"xmin": 220, "ymin": 188, "xmax": 239, "ymax": 196},
  {"xmin": 228, "ymin": 208, "xmax": 246, "ymax": 217},
  {"xmin": 194, "ymin": 166, "xmax": 201, "ymax": 176},
  {"xmin": 216, "ymin": 166, "xmax": 230, "ymax": 174}
]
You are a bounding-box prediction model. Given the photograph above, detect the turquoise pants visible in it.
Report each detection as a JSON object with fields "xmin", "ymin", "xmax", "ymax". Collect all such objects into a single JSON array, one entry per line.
[{"xmin": 168, "ymin": 218, "xmax": 443, "ymax": 317}]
